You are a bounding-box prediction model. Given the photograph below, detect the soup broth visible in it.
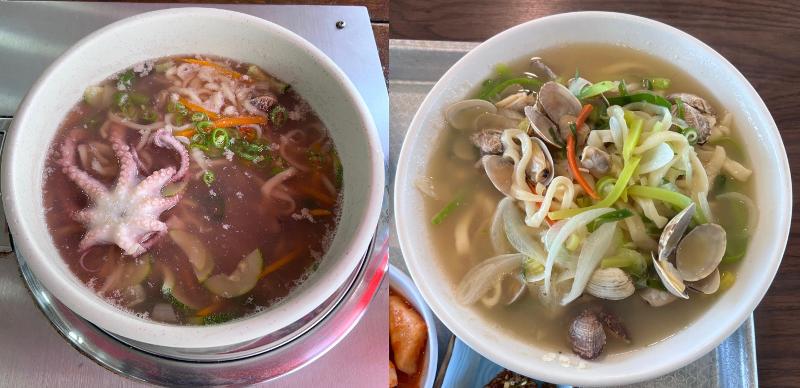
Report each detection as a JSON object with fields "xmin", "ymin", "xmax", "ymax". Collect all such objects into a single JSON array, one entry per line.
[
  {"xmin": 43, "ymin": 55, "xmax": 342, "ymax": 325},
  {"xmin": 425, "ymin": 44, "xmax": 754, "ymax": 358}
]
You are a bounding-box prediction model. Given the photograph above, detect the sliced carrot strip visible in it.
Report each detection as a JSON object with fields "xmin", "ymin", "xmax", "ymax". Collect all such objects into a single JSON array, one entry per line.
[
  {"xmin": 213, "ymin": 116, "xmax": 267, "ymax": 128},
  {"xmin": 309, "ymin": 209, "xmax": 333, "ymax": 217},
  {"xmin": 173, "ymin": 128, "xmax": 196, "ymax": 138},
  {"xmin": 196, "ymin": 300, "xmax": 223, "ymax": 318},
  {"xmin": 259, "ymin": 247, "xmax": 303, "ymax": 279},
  {"xmin": 567, "ymin": 104, "xmax": 600, "ymax": 200},
  {"xmin": 181, "ymin": 58, "xmax": 245, "ymax": 80},
  {"xmin": 178, "ymin": 97, "xmax": 220, "ymax": 120}
]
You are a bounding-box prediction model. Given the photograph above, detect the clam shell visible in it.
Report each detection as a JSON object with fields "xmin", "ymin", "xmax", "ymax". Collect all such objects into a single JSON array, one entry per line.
[
  {"xmin": 585, "ymin": 268, "xmax": 635, "ymax": 300},
  {"xmin": 687, "ymin": 268, "xmax": 721, "ymax": 294},
  {"xmin": 569, "ymin": 310, "xmax": 606, "ymax": 360},
  {"xmin": 445, "ymin": 99, "xmax": 497, "ymax": 130},
  {"xmin": 482, "ymin": 155, "xmax": 514, "ymax": 197},
  {"xmin": 473, "ymin": 112, "xmax": 519, "ymax": 132},
  {"xmin": 639, "ymin": 287, "xmax": 678, "ymax": 307},
  {"xmin": 537, "ymin": 81, "xmax": 581, "ymax": 122},
  {"xmin": 676, "ymin": 223, "xmax": 726, "ymax": 282},
  {"xmin": 658, "ymin": 203, "xmax": 695, "ymax": 261},
  {"xmin": 652, "ymin": 253, "xmax": 689, "ymax": 299},
  {"xmin": 526, "ymin": 137, "xmax": 555, "ymax": 186},
  {"xmin": 524, "ymin": 104, "xmax": 561, "ymax": 148}
]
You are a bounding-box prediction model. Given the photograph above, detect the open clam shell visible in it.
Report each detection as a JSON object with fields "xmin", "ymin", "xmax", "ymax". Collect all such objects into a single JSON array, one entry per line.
[
  {"xmin": 687, "ymin": 268, "xmax": 720, "ymax": 295},
  {"xmin": 652, "ymin": 253, "xmax": 689, "ymax": 299},
  {"xmin": 527, "ymin": 137, "xmax": 555, "ymax": 186},
  {"xmin": 658, "ymin": 203, "xmax": 695, "ymax": 261},
  {"xmin": 482, "ymin": 155, "xmax": 514, "ymax": 197},
  {"xmin": 445, "ymin": 99, "xmax": 497, "ymax": 130},
  {"xmin": 676, "ymin": 223, "xmax": 726, "ymax": 282}
]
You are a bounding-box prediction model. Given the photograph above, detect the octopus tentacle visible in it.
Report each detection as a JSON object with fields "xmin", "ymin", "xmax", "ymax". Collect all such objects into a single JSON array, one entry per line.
[
  {"xmin": 135, "ymin": 167, "xmax": 176, "ymax": 198},
  {"xmin": 152, "ymin": 129, "xmax": 189, "ymax": 182},
  {"xmin": 78, "ymin": 225, "xmax": 112, "ymax": 252},
  {"xmin": 60, "ymin": 136, "xmax": 108, "ymax": 200},
  {"xmin": 109, "ymin": 124, "xmax": 139, "ymax": 189}
]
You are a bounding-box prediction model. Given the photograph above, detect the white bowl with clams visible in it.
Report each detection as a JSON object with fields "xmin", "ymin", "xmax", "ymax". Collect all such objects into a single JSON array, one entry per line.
[
  {"xmin": 3, "ymin": 8, "xmax": 384, "ymax": 351},
  {"xmin": 394, "ymin": 11, "xmax": 790, "ymax": 386}
]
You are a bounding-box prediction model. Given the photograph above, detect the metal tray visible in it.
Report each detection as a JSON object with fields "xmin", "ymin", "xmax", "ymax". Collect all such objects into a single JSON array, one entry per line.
[
  {"xmin": 0, "ymin": 3, "xmax": 389, "ymax": 387},
  {"xmin": 387, "ymin": 39, "xmax": 758, "ymax": 388}
]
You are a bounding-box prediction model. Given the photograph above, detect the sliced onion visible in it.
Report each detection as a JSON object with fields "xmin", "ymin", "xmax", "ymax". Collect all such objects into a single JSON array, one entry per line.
[
  {"xmin": 456, "ymin": 253, "xmax": 525, "ymax": 305},
  {"xmin": 152, "ymin": 303, "xmax": 177, "ymax": 323},
  {"xmin": 638, "ymin": 143, "xmax": 674, "ymax": 174},
  {"xmin": 490, "ymin": 201, "xmax": 513, "ymax": 254},
  {"xmin": 500, "ymin": 198, "xmax": 546, "ymax": 264},
  {"xmin": 543, "ymin": 207, "xmax": 615, "ymax": 295},
  {"xmin": 560, "ymin": 221, "xmax": 619, "ymax": 305}
]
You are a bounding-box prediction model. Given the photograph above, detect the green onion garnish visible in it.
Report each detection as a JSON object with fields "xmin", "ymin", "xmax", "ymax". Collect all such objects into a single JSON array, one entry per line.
[
  {"xmin": 202, "ymin": 170, "xmax": 215, "ymax": 186},
  {"xmin": 191, "ymin": 112, "xmax": 208, "ymax": 122},
  {"xmin": 682, "ymin": 127, "xmax": 698, "ymax": 145},
  {"xmin": 211, "ymin": 128, "xmax": 229, "ymax": 148},
  {"xmin": 431, "ymin": 193, "xmax": 464, "ymax": 225},
  {"xmin": 270, "ymin": 105, "xmax": 287, "ymax": 127}
]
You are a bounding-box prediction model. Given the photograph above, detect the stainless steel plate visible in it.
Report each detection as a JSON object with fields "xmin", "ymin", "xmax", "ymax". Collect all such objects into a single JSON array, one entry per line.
[{"xmin": 387, "ymin": 39, "xmax": 758, "ymax": 387}]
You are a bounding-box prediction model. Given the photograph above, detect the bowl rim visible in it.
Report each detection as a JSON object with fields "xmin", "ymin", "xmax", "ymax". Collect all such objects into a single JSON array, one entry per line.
[
  {"xmin": 3, "ymin": 7, "xmax": 385, "ymax": 350},
  {"xmin": 394, "ymin": 11, "xmax": 791, "ymax": 386},
  {"xmin": 388, "ymin": 264, "xmax": 439, "ymax": 388}
]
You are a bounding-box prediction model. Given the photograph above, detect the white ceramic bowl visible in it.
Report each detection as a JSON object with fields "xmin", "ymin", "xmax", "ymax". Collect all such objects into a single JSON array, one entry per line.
[
  {"xmin": 395, "ymin": 11, "xmax": 791, "ymax": 386},
  {"xmin": 389, "ymin": 265, "xmax": 438, "ymax": 388},
  {"xmin": 3, "ymin": 8, "xmax": 384, "ymax": 350}
]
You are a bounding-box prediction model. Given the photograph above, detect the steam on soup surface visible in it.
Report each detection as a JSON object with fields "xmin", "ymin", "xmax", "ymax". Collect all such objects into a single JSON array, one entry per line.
[
  {"xmin": 43, "ymin": 55, "xmax": 342, "ymax": 325},
  {"xmin": 425, "ymin": 44, "xmax": 755, "ymax": 360}
]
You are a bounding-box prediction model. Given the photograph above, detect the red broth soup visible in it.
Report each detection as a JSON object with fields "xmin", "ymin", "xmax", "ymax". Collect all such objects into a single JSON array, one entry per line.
[{"xmin": 42, "ymin": 55, "xmax": 342, "ymax": 325}]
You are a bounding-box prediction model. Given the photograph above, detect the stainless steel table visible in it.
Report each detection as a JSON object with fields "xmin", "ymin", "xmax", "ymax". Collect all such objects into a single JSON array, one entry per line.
[{"xmin": 0, "ymin": 3, "xmax": 389, "ymax": 387}]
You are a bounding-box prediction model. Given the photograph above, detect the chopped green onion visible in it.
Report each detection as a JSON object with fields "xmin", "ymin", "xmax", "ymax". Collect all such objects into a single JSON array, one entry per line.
[
  {"xmin": 643, "ymin": 78, "xmax": 653, "ymax": 90},
  {"xmin": 568, "ymin": 122, "xmax": 577, "ymax": 137},
  {"xmin": 595, "ymin": 176, "xmax": 616, "ymax": 197},
  {"xmin": 141, "ymin": 109, "xmax": 159, "ymax": 123},
  {"xmin": 128, "ymin": 92, "xmax": 149, "ymax": 105},
  {"xmin": 626, "ymin": 185, "xmax": 706, "ymax": 223},
  {"xmin": 587, "ymin": 208, "xmax": 633, "ymax": 232},
  {"xmin": 623, "ymin": 111, "xmax": 644, "ymax": 161},
  {"xmin": 196, "ymin": 120, "xmax": 214, "ymax": 132},
  {"xmin": 607, "ymin": 92, "xmax": 672, "ymax": 108},
  {"xmin": 719, "ymin": 271, "xmax": 736, "ymax": 290},
  {"xmin": 549, "ymin": 156, "xmax": 641, "ymax": 220},
  {"xmin": 202, "ymin": 170, "xmax": 215, "ymax": 186},
  {"xmin": 116, "ymin": 70, "xmax": 135, "ymax": 91},
  {"xmin": 431, "ymin": 193, "xmax": 464, "ymax": 225},
  {"xmin": 649, "ymin": 78, "xmax": 671, "ymax": 90},
  {"xmin": 211, "ymin": 128, "xmax": 229, "ymax": 148},
  {"xmin": 522, "ymin": 257, "xmax": 544, "ymax": 281},
  {"xmin": 478, "ymin": 77, "xmax": 543, "ymax": 101},
  {"xmin": 682, "ymin": 127, "xmax": 699, "ymax": 145},
  {"xmin": 578, "ymin": 80, "xmax": 617, "ymax": 100},
  {"xmin": 675, "ymin": 98, "xmax": 685, "ymax": 120},
  {"xmin": 270, "ymin": 105, "xmax": 287, "ymax": 127},
  {"xmin": 168, "ymin": 101, "xmax": 189, "ymax": 116},
  {"xmin": 113, "ymin": 92, "xmax": 129, "ymax": 108},
  {"xmin": 618, "ymin": 79, "xmax": 628, "ymax": 96},
  {"xmin": 203, "ymin": 312, "xmax": 235, "ymax": 325},
  {"xmin": 120, "ymin": 104, "xmax": 139, "ymax": 120},
  {"xmin": 601, "ymin": 248, "xmax": 647, "ymax": 276},
  {"xmin": 565, "ymin": 233, "xmax": 582, "ymax": 251},
  {"xmin": 191, "ymin": 112, "xmax": 209, "ymax": 122}
]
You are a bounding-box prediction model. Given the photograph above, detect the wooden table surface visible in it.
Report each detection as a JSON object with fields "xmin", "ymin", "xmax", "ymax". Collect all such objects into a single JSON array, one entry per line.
[{"xmin": 391, "ymin": 1, "xmax": 800, "ymax": 386}]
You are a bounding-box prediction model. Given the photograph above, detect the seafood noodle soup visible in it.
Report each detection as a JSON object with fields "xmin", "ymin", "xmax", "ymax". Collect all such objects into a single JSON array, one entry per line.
[
  {"xmin": 424, "ymin": 44, "xmax": 756, "ymax": 359},
  {"xmin": 43, "ymin": 55, "xmax": 343, "ymax": 325}
]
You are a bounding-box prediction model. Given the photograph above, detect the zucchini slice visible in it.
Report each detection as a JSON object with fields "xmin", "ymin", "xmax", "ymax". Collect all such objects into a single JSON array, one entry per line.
[
  {"xmin": 161, "ymin": 267, "xmax": 203, "ymax": 311},
  {"xmin": 205, "ymin": 249, "xmax": 263, "ymax": 298},
  {"xmin": 169, "ymin": 230, "xmax": 215, "ymax": 282}
]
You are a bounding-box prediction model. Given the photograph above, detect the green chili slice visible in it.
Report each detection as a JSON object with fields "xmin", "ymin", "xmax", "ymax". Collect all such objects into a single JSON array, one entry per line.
[
  {"xmin": 587, "ymin": 209, "xmax": 634, "ymax": 232},
  {"xmin": 607, "ymin": 92, "xmax": 672, "ymax": 108},
  {"xmin": 202, "ymin": 170, "xmax": 215, "ymax": 186}
]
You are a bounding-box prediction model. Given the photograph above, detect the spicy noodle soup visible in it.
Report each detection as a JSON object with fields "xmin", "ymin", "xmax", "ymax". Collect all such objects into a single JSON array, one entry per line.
[
  {"xmin": 43, "ymin": 55, "xmax": 342, "ymax": 325},
  {"xmin": 424, "ymin": 44, "xmax": 755, "ymax": 359}
]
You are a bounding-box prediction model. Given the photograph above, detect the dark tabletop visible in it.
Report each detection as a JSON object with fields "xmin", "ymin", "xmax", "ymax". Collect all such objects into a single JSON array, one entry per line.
[{"xmin": 391, "ymin": 1, "xmax": 800, "ymax": 386}]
